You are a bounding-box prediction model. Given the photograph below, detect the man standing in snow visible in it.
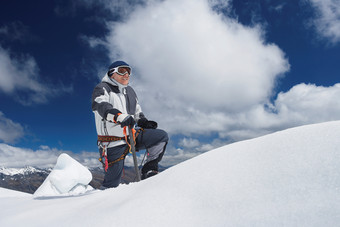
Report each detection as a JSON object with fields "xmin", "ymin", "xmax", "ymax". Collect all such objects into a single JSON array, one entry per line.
[{"xmin": 92, "ymin": 61, "xmax": 168, "ymax": 188}]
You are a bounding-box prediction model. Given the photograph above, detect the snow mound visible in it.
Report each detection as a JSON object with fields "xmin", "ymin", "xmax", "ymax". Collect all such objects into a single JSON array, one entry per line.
[{"xmin": 33, "ymin": 153, "xmax": 93, "ymax": 198}]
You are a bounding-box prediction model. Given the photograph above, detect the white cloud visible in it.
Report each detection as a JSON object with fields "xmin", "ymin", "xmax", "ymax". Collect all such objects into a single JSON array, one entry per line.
[
  {"xmin": 0, "ymin": 46, "xmax": 38, "ymax": 94},
  {"xmin": 274, "ymin": 83, "xmax": 340, "ymax": 124},
  {"xmin": 0, "ymin": 144, "xmax": 61, "ymax": 168},
  {"xmin": 0, "ymin": 45, "xmax": 72, "ymax": 105},
  {"xmin": 309, "ymin": 0, "xmax": 340, "ymax": 44},
  {"xmin": 161, "ymin": 136, "xmax": 230, "ymax": 166},
  {"xmin": 0, "ymin": 112, "xmax": 25, "ymax": 143},
  {"xmin": 100, "ymin": 0, "xmax": 289, "ymax": 134},
  {"xmin": 179, "ymin": 138, "xmax": 200, "ymax": 148},
  {"xmin": 0, "ymin": 143, "xmax": 100, "ymax": 168},
  {"xmin": 160, "ymin": 148, "xmax": 199, "ymax": 167},
  {"xmin": 220, "ymin": 83, "xmax": 340, "ymax": 141}
]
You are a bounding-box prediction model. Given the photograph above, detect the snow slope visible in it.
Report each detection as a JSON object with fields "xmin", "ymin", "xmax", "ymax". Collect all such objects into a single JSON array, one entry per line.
[{"xmin": 1, "ymin": 121, "xmax": 339, "ymax": 227}]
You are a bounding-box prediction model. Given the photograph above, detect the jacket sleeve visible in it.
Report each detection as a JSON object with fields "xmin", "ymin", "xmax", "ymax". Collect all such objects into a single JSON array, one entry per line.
[{"xmin": 91, "ymin": 83, "xmax": 121, "ymax": 120}]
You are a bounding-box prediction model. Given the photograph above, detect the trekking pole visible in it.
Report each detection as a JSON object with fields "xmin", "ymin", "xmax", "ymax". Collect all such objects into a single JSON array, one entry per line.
[{"xmin": 128, "ymin": 127, "xmax": 141, "ymax": 182}]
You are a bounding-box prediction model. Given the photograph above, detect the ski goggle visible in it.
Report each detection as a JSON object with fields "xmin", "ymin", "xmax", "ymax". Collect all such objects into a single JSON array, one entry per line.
[{"xmin": 108, "ymin": 66, "xmax": 131, "ymax": 76}]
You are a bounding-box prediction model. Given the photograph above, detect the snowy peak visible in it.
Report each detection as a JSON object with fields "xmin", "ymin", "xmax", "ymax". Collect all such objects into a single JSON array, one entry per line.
[
  {"xmin": 0, "ymin": 166, "xmax": 49, "ymax": 176},
  {"xmin": 0, "ymin": 166, "xmax": 51, "ymax": 194}
]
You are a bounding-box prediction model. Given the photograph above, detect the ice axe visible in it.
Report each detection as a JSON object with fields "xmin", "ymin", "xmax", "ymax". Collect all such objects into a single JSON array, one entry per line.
[{"xmin": 128, "ymin": 126, "xmax": 141, "ymax": 182}]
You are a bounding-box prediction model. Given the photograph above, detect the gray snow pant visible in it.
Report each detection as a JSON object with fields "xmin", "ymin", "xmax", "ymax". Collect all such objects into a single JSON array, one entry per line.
[{"xmin": 100, "ymin": 128, "xmax": 168, "ymax": 188}]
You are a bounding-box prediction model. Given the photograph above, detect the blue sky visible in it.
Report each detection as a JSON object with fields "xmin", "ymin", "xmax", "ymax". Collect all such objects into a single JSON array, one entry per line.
[{"xmin": 1, "ymin": 0, "xmax": 340, "ymax": 168}]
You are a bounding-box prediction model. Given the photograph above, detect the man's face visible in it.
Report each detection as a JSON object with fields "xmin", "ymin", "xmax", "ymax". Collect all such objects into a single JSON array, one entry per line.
[{"xmin": 111, "ymin": 70, "xmax": 130, "ymax": 85}]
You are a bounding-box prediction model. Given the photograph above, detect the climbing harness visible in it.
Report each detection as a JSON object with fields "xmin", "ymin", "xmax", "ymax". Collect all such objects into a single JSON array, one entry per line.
[
  {"xmin": 97, "ymin": 128, "xmax": 144, "ymax": 172},
  {"xmin": 97, "ymin": 135, "xmax": 125, "ymax": 142}
]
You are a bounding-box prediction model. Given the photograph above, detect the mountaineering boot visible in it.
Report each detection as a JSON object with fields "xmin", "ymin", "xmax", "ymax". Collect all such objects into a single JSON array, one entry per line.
[
  {"xmin": 98, "ymin": 185, "xmax": 108, "ymax": 190},
  {"xmin": 142, "ymin": 170, "xmax": 159, "ymax": 180}
]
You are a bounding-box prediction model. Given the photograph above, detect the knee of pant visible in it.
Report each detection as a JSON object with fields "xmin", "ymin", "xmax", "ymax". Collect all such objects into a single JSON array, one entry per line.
[{"xmin": 159, "ymin": 129, "xmax": 169, "ymax": 143}]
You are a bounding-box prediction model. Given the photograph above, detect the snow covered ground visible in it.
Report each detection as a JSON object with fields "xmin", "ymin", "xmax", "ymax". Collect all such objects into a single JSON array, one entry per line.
[{"xmin": 1, "ymin": 121, "xmax": 339, "ymax": 227}]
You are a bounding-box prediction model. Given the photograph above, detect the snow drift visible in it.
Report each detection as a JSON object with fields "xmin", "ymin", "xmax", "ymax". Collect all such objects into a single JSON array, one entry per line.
[
  {"xmin": 33, "ymin": 153, "xmax": 92, "ymax": 198},
  {"xmin": 1, "ymin": 121, "xmax": 339, "ymax": 226}
]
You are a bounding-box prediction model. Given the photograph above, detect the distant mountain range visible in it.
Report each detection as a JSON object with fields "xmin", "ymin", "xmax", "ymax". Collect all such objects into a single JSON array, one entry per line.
[{"xmin": 0, "ymin": 166, "xmax": 155, "ymax": 194}]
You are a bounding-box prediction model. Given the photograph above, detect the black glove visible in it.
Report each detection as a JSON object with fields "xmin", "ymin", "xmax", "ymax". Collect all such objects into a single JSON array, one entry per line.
[
  {"xmin": 115, "ymin": 113, "xmax": 136, "ymax": 128},
  {"xmin": 137, "ymin": 118, "xmax": 158, "ymax": 129}
]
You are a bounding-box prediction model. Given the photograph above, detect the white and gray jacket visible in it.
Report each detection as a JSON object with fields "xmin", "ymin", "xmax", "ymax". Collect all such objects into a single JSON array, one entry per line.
[{"xmin": 92, "ymin": 74, "xmax": 144, "ymax": 147}]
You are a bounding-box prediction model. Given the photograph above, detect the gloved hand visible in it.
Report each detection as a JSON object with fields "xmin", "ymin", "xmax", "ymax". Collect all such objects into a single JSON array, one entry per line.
[
  {"xmin": 137, "ymin": 118, "xmax": 158, "ymax": 129},
  {"xmin": 115, "ymin": 113, "xmax": 136, "ymax": 128}
]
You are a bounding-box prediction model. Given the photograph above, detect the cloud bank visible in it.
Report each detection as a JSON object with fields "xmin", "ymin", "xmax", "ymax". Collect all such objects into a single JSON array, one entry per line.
[
  {"xmin": 0, "ymin": 143, "xmax": 99, "ymax": 168},
  {"xmin": 0, "ymin": 143, "xmax": 181, "ymax": 168},
  {"xmin": 221, "ymin": 83, "xmax": 340, "ymax": 141}
]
